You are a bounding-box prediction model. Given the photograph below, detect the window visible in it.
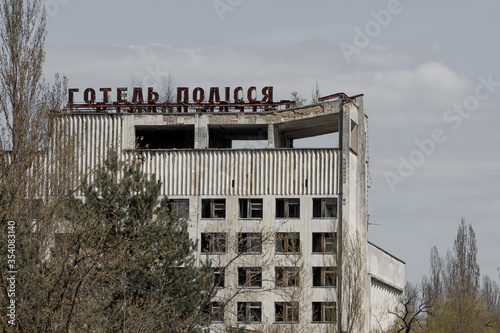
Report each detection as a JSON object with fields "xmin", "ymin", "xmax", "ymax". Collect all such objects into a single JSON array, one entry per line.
[
  {"xmin": 238, "ymin": 267, "xmax": 262, "ymax": 288},
  {"xmin": 312, "ymin": 198, "xmax": 337, "ymax": 218},
  {"xmin": 313, "ymin": 267, "xmax": 336, "ymax": 287},
  {"xmin": 275, "ymin": 267, "xmax": 299, "ymax": 287},
  {"xmin": 201, "ymin": 233, "xmax": 226, "ymax": 254},
  {"xmin": 239, "ymin": 198, "xmax": 263, "ymax": 219},
  {"xmin": 203, "ymin": 302, "xmax": 224, "ymax": 322},
  {"xmin": 201, "ymin": 199, "xmax": 226, "ymax": 219},
  {"xmin": 276, "ymin": 232, "xmax": 300, "ymax": 253},
  {"xmin": 312, "ymin": 302, "xmax": 336, "ymax": 323},
  {"xmin": 275, "ymin": 302, "xmax": 299, "ymax": 323},
  {"xmin": 237, "ymin": 302, "xmax": 262, "ymax": 322},
  {"xmin": 213, "ymin": 268, "xmax": 225, "ymax": 288},
  {"xmin": 238, "ymin": 233, "xmax": 262, "ymax": 254},
  {"xmin": 169, "ymin": 199, "xmax": 189, "ymax": 219},
  {"xmin": 312, "ymin": 233, "xmax": 336, "ymax": 253},
  {"xmin": 276, "ymin": 198, "xmax": 300, "ymax": 218}
]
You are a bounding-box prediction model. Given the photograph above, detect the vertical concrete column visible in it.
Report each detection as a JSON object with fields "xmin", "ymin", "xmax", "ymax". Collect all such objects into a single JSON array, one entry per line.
[
  {"xmin": 195, "ymin": 114, "xmax": 209, "ymax": 149},
  {"xmin": 268, "ymin": 124, "xmax": 284, "ymax": 148}
]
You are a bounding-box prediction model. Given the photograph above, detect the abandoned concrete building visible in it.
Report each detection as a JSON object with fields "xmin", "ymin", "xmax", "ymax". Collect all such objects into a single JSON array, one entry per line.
[{"xmin": 64, "ymin": 88, "xmax": 405, "ymax": 332}]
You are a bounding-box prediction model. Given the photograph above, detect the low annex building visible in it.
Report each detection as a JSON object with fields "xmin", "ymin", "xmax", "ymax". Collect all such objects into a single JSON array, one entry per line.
[{"xmin": 64, "ymin": 87, "xmax": 405, "ymax": 332}]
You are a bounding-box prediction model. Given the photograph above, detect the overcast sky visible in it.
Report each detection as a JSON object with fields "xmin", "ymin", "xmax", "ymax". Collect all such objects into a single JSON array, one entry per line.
[{"xmin": 42, "ymin": 0, "xmax": 500, "ymax": 284}]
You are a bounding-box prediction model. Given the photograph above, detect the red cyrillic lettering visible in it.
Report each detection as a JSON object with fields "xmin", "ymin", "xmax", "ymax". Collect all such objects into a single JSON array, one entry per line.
[
  {"xmin": 193, "ymin": 87, "xmax": 205, "ymax": 103},
  {"xmin": 68, "ymin": 88, "xmax": 79, "ymax": 105},
  {"xmin": 209, "ymin": 87, "xmax": 221, "ymax": 103},
  {"xmin": 234, "ymin": 87, "xmax": 244, "ymax": 103},
  {"xmin": 132, "ymin": 87, "xmax": 144, "ymax": 104},
  {"xmin": 177, "ymin": 87, "xmax": 189, "ymax": 112},
  {"xmin": 100, "ymin": 88, "xmax": 112, "ymax": 103},
  {"xmin": 84, "ymin": 88, "xmax": 96, "ymax": 104},
  {"xmin": 247, "ymin": 86, "xmax": 257, "ymax": 103},
  {"xmin": 148, "ymin": 87, "xmax": 159, "ymax": 103},
  {"xmin": 262, "ymin": 86, "xmax": 274, "ymax": 103},
  {"xmin": 117, "ymin": 88, "xmax": 127, "ymax": 103}
]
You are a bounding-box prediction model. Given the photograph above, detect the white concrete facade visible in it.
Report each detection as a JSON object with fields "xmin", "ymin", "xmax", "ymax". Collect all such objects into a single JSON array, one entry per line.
[{"xmin": 62, "ymin": 95, "xmax": 405, "ymax": 332}]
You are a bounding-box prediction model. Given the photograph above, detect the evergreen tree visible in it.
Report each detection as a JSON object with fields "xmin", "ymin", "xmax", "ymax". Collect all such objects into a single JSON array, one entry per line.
[{"xmin": 63, "ymin": 152, "xmax": 213, "ymax": 332}]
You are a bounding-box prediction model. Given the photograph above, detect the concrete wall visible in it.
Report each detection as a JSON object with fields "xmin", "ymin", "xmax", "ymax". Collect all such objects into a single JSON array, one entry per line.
[{"xmin": 367, "ymin": 242, "xmax": 405, "ymax": 332}]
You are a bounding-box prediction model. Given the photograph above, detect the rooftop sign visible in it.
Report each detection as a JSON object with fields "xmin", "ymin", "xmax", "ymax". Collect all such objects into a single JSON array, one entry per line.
[{"xmin": 68, "ymin": 86, "xmax": 295, "ymax": 113}]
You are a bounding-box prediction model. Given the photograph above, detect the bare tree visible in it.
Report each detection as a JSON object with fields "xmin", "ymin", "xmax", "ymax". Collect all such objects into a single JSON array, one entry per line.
[
  {"xmin": 290, "ymin": 92, "xmax": 306, "ymax": 107},
  {"xmin": 341, "ymin": 230, "xmax": 365, "ymax": 333},
  {"xmin": 388, "ymin": 281, "xmax": 434, "ymax": 333},
  {"xmin": 311, "ymin": 79, "xmax": 321, "ymax": 104}
]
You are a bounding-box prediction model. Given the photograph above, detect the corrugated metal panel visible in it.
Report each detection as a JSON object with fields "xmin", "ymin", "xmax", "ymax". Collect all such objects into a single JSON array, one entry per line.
[
  {"xmin": 65, "ymin": 114, "xmax": 123, "ymax": 191},
  {"xmin": 123, "ymin": 149, "xmax": 339, "ymax": 196}
]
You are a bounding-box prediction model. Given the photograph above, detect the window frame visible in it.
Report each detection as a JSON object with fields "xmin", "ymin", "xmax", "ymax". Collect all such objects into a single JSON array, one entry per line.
[
  {"xmin": 238, "ymin": 267, "xmax": 263, "ymax": 288},
  {"xmin": 204, "ymin": 301, "xmax": 224, "ymax": 322},
  {"xmin": 275, "ymin": 198, "xmax": 300, "ymax": 218},
  {"xmin": 237, "ymin": 233, "xmax": 263, "ymax": 254},
  {"xmin": 275, "ymin": 302, "xmax": 299, "ymax": 323},
  {"xmin": 275, "ymin": 267, "xmax": 299, "ymax": 287},
  {"xmin": 201, "ymin": 233, "xmax": 227, "ymax": 254},
  {"xmin": 312, "ymin": 302, "xmax": 336, "ymax": 323},
  {"xmin": 312, "ymin": 267, "xmax": 336, "ymax": 287},
  {"xmin": 213, "ymin": 267, "xmax": 225, "ymax": 288},
  {"xmin": 169, "ymin": 198, "xmax": 190, "ymax": 220},
  {"xmin": 239, "ymin": 198, "xmax": 263, "ymax": 219},
  {"xmin": 201, "ymin": 199, "xmax": 226, "ymax": 219},
  {"xmin": 237, "ymin": 302, "xmax": 262, "ymax": 323},
  {"xmin": 275, "ymin": 232, "xmax": 300, "ymax": 254},
  {"xmin": 312, "ymin": 198, "xmax": 337, "ymax": 219},
  {"xmin": 312, "ymin": 232, "xmax": 337, "ymax": 254}
]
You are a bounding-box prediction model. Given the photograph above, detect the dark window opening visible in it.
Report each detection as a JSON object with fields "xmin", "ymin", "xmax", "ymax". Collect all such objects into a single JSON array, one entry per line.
[
  {"xmin": 201, "ymin": 233, "xmax": 226, "ymax": 254},
  {"xmin": 238, "ymin": 233, "xmax": 263, "ymax": 254},
  {"xmin": 276, "ymin": 198, "xmax": 300, "ymax": 218},
  {"xmin": 136, "ymin": 125, "xmax": 194, "ymax": 149},
  {"xmin": 312, "ymin": 233, "xmax": 336, "ymax": 253},
  {"xmin": 238, "ymin": 267, "xmax": 262, "ymax": 288},
  {"xmin": 313, "ymin": 267, "xmax": 336, "ymax": 287},
  {"xmin": 275, "ymin": 302, "xmax": 299, "ymax": 323},
  {"xmin": 275, "ymin": 233, "xmax": 300, "ymax": 253},
  {"xmin": 169, "ymin": 199, "xmax": 189, "ymax": 220},
  {"xmin": 203, "ymin": 302, "xmax": 224, "ymax": 322},
  {"xmin": 209, "ymin": 124, "xmax": 268, "ymax": 149},
  {"xmin": 312, "ymin": 302, "xmax": 336, "ymax": 323},
  {"xmin": 313, "ymin": 198, "xmax": 337, "ymax": 218},
  {"xmin": 275, "ymin": 267, "xmax": 299, "ymax": 287},
  {"xmin": 201, "ymin": 199, "xmax": 226, "ymax": 219},
  {"xmin": 239, "ymin": 199, "xmax": 263, "ymax": 219},
  {"xmin": 213, "ymin": 268, "xmax": 225, "ymax": 288},
  {"xmin": 237, "ymin": 302, "xmax": 262, "ymax": 322}
]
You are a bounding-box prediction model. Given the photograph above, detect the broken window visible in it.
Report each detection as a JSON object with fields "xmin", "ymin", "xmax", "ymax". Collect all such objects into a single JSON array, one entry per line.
[
  {"xmin": 237, "ymin": 302, "xmax": 262, "ymax": 322},
  {"xmin": 201, "ymin": 233, "xmax": 226, "ymax": 254},
  {"xmin": 275, "ymin": 302, "xmax": 299, "ymax": 323},
  {"xmin": 275, "ymin": 233, "xmax": 300, "ymax": 253},
  {"xmin": 312, "ymin": 267, "xmax": 336, "ymax": 287},
  {"xmin": 203, "ymin": 302, "xmax": 224, "ymax": 322},
  {"xmin": 169, "ymin": 199, "xmax": 189, "ymax": 220},
  {"xmin": 213, "ymin": 267, "xmax": 225, "ymax": 288},
  {"xmin": 239, "ymin": 198, "xmax": 263, "ymax": 219},
  {"xmin": 312, "ymin": 302, "xmax": 336, "ymax": 323},
  {"xmin": 276, "ymin": 198, "xmax": 300, "ymax": 218},
  {"xmin": 312, "ymin": 233, "xmax": 336, "ymax": 253},
  {"xmin": 275, "ymin": 267, "xmax": 299, "ymax": 287},
  {"xmin": 201, "ymin": 199, "xmax": 226, "ymax": 219},
  {"xmin": 238, "ymin": 267, "xmax": 262, "ymax": 288},
  {"xmin": 312, "ymin": 198, "xmax": 337, "ymax": 218},
  {"xmin": 238, "ymin": 233, "xmax": 263, "ymax": 254}
]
